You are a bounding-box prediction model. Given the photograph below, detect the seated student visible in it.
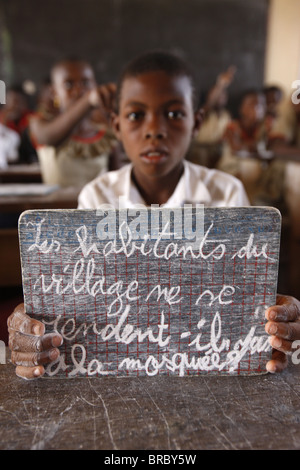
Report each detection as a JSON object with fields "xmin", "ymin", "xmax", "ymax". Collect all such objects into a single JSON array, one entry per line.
[
  {"xmin": 186, "ymin": 66, "xmax": 235, "ymax": 168},
  {"xmin": 7, "ymin": 50, "xmax": 300, "ymax": 379},
  {"xmin": 0, "ymin": 122, "xmax": 20, "ymax": 169},
  {"xmin": 0, "ymin": 85, "xmax": 32, "ymax": 135},
  {"xmin": 29, "ymin": 58, "xmax": 120, "ymax": 188},
  {"xmin": 263, "ymin": 85, "xmax": 284, "ymax": 120},
  {"xmin": 0, "ymin": 85, "xmax": 38, "ymax": 164},
  {"xmin": 217, "ymin": 88, "xmax": 286, "ymax": 207},
  {"xmin": 268, "ymin": 97, "xmax": 300, "ymax": 237},
  {"xmin": 268, "ymin": 97, "xmax": 300, "ymax": 298}
]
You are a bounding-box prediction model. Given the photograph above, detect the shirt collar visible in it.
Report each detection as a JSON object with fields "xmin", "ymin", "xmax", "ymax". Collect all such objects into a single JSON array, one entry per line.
[{"xmin": 118, "ymin": 160, "xmax": 212, "ymax": 209}]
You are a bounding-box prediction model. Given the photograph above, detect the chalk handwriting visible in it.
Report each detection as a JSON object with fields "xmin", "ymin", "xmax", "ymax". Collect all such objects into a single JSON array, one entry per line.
[
  {"xmin": 20, "ymin": 208, "xmax": 280, "ymax": 377},
  {"xmin": 44, "ymin": 310, "xmax": 271, "ymax": 377}
]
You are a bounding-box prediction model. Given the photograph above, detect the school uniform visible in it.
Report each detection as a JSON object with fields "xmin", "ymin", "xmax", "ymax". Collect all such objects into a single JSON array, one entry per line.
[
  {"xmin": 217, "ymin": 119, "xmax": 286, "ymax": 206},
  {"xmin": 35, "ymin": 127, "xmax": 117, "ymax": 188},
  {"xmin": 77, "ymin": 160, "xmax": 249, "ymax": 209}
]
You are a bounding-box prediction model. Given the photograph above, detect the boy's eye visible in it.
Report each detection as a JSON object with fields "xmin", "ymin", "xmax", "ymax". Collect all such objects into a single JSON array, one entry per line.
[
  {"xmin": 64, "ymin": 81, "xmax": 74, "ymax": 90},
  {"xmin": 167, "ymin": 110, "xmax": 185, "ymax": 120},
  {"xmin": 127, "ymin": 111, "xmax": 144, "ymax": 121}
]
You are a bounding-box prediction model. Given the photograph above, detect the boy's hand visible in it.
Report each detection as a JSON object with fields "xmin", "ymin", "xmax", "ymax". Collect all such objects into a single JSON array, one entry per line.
[
  {"xmin": 88, "ymin": 83, "xmax": 117, "ymax": 117},
  {"xmin": 7, "ymin": 303, "xmax": 63, "ymax": 380},
  {"xmin": 265, "ymin": 294, "xmax": 300, "ymax": 373}
]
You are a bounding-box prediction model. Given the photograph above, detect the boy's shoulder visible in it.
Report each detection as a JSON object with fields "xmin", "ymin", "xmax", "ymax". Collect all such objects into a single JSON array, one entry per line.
[
  {"xmin": 184, "ymin": 159, "xmax": 243, "ymax": 186},
  {"xmin": 77, "ymin": 164, "xmax": 132, "ymax": 209},
  {"xmin": 78, "ymin": 161, "xmax": 249, "ymax": 209},
  {"xmin": 183, "ymin": 160, "xmax": 249, "ymax": 207}
]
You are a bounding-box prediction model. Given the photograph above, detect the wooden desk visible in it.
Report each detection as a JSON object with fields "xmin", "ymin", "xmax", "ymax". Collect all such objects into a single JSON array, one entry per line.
[
  {"xmin": 0, "ymin": 185, "xmax": 80, "ymax": 213},
  {"xmin": 0, "ymin": 164, "xmax": 42, "ymax": 183},
  {"xmin": 0, "ymin": 352, "xmax": 299, "ymax": 450},
  {"xmin": 0, "ymin": 186, "xmax": 80, "ymax": 286}
]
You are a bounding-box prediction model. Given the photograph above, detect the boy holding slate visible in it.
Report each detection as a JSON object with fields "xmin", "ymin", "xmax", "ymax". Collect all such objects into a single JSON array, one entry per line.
[{"xmin": 8, "ymin": 51, "xmax": 300, "ymax": 379}]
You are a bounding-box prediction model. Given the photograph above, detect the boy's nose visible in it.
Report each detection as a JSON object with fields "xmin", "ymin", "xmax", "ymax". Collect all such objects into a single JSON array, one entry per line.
[
  {"xmin": 70, "ymin": 82, "xmax": 86, "ymax": 99},
  {"xmin": 144, "ymin": 116, "xmax": 167, "ymax": 139},
  {"xmin": 145, "ymin": 129, "xmax": 166, "ymax": 139}
]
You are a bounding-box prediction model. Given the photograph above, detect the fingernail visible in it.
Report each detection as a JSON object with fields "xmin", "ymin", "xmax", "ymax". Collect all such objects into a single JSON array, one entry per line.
[
  {"xmin": 272, "ymin": 337, "xmax": 282, "ymax": 348},
  {"xmin": 52, "ymin": 335, "xmax": 63, "ymax": 347},
  {"xmin": 34, "ymin": 368, "xmax": 41, "ymax": 377},
  {"xmin": 268, "ymin": 324, "xmax": 277, "ymax": 335},
  {"xmin": 268, "ymin": 310, "xmax": 277, "ymax": 321},
  {"xmin": 32, "ymin": 324, "xmax": 42, "ymax": 335},
  {"xmin": 266, "ymin": 363, "xmax": 276, "ymax": 373},
  {"xmin": 49, "ymin": 349, "xmax": 59, "ymax": 361}
]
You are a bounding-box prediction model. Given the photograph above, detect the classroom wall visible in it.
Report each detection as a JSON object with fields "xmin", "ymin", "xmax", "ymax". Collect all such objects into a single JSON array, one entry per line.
[
  {"xmin": 0, "ymin": 0, "xmax": 269, "ymax": 108},
  {"xmin": 264, "ymin": 0, "xmax": 300, "ymax": 95}
]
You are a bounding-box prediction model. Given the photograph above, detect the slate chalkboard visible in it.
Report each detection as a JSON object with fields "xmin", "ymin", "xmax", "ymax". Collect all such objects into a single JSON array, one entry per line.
[{"xmin": 18, "ymin": 207, "xmax": 281, "ymax": 378}]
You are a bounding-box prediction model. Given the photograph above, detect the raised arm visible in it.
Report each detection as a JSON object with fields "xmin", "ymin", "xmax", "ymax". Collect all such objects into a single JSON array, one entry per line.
[{"xmin": 29, "ymin": 83, "xmax": 117, "ymax": 147}]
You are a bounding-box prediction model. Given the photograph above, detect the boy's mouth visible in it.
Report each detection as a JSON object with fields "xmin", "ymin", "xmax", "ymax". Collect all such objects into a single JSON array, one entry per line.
[{"xmin": 140, "ymin": 148, "xmax": 169, "ymax": 163}]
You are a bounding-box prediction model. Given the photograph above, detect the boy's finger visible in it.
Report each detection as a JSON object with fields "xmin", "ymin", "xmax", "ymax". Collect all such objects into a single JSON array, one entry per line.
[
  {"xmin": 265, "ymin": 320, "xmax": 300, "ymax": 342},
  {"xmin": 15, "ymin": 365, "xmax": 45, "ymax": 380},
  {"xmin": 8, "ymin": 331, "xmax": 63, "ymax": 353},
  {"xmin": 266, "ymin": 349, "xmax": 288, "ymax": 373},
  {"xmin": 7, "ymin": 304, "xmax": 45, "ymax": 336},
  {"xmin": 265, "ymin": 295, "xmax": 300, "ymax": 322},
  {"xmin": 11, "ymin": 348, "xmax": 60, "ymax": 367},
  {"xmin": 268, "ymin": 335, "xmax": 295, "ymax": 354}
]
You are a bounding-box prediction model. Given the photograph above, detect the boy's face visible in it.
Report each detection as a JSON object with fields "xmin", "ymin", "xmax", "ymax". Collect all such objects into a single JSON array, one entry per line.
[
  {"xmin": 5, "ymin": 91, "xmax": 27, "ymax": 121},
  {"xmin": 240, "ymin": 93, "xmax": 265, "ymax": 123},
  {"xmin": 113, "ymin": 71, "xmax": 199, "ymax": 181},
  {"xmin": 52, "ymin": 61, "xmax": 96, "ymax": 110}
]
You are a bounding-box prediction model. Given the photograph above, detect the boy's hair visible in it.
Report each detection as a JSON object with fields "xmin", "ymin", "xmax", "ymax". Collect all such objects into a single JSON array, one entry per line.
[
  {"xmin": 238, "ymin": 88, "xmax": 264, "ymax": 106},
  {"xmin": 116, "ymin": 50, "xmax": 198, "ymax": 111},
  {"xmin": 50, "ymin": 57, "xmax": 94, "ymax": 82},
  {"xmin": 263, "ymin": 85, "xmax": 283, "ymax": 98}
]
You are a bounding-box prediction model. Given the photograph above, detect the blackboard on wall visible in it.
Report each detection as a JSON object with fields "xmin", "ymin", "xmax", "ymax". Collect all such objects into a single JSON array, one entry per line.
[
  {"xmin": 18, "ymin": 206, "xmax": 281, "ymax": 378},
  {"xmin": 0, "ymin": 0, "xmax": 268, "ymax": 108}
]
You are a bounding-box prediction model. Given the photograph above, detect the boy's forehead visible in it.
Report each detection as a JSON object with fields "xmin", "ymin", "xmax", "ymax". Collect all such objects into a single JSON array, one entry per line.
[
  {"xmin": 52, "ymin": 62, "xmax": 94, "ymax": 83},
  {"xmin": 120, "ymin": 71, "xmax": 193, "ymax": 106}
]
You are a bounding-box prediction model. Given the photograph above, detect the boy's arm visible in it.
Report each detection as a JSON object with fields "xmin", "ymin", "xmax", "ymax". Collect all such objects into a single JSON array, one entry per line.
[
  {"xmin": 7, "ymin": 304, "xmax": 63, "ymax": 380},
  {"xmin": 29, "ymin": 91, "xmax": 97, "ymax": 147},
  {"xmin": 29, "ymin": 83, "xmax": 116, "ymax": 147}
]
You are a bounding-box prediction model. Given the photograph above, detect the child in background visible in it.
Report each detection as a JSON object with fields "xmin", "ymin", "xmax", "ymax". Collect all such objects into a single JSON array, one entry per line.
[
  {"xmin": 0, "ymin": 85, "xmax": 38, "ymax": 164},
  {"xmin": 217, "ymin": 89, "xmax": 286, "ymax": 207},
  {"xmin": 0, "ymin": 122, "xmax": 20, "ymax": 169},
  {"xmin": 263, "ymin": 85, "xmax": 284, "ymax": 120},
  {"xmin": 268, "ymin": 96, "xmax": 300, "ymax": 299},
  {"xmin": 0, "ymin": 85, "xmax": 32, "ymax": 136},
  {"xmin": 29, "ymin": 58, "xmax": 120, "ymax": 188},
  {"xmin": 187, "ymin": 65, "xmax": 235, "ymax": 169},
  {"xmin": 8, "ymin": 51, "xmax": 300, "ymax": 379}
]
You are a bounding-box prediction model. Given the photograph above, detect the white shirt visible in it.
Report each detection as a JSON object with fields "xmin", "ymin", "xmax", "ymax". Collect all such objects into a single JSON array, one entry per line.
[
  {"xmin": 0, "ymin": 124, "xmax": 20, "ymax": 169},
  {"xmin": 77, "ymin": 160, "xmax": 249, "ymax": 209}
]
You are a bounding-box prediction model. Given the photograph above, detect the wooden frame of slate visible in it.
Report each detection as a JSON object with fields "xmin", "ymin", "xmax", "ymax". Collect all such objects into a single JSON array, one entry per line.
[{"xmin": 18, "ymin": 207, "xmax": 281, "ymax": 378}]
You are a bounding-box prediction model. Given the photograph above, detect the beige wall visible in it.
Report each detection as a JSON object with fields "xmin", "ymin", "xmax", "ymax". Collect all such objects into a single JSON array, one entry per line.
[{"xmin": 264, "ymin": 0, "xmax": 300, "ymax": 94}]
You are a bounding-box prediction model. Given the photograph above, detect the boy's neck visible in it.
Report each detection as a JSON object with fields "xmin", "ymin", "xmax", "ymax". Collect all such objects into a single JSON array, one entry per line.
[{"xmin": 131, "ymin": 163, "xmax": 184, "ymax": 206}]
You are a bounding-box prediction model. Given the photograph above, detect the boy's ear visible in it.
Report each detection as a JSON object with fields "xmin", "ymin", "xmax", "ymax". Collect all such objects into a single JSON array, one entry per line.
[
  {"xmin": 111, "ymin": 111, "xmax": 122, "ymax": 140},
  {"xmin": 192, "ymin": 107, "xmax": 204, "ymax": 137}
]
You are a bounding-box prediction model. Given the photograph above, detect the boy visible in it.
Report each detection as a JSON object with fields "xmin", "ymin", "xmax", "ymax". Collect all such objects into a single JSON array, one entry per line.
[
  {"xmin": 29, "ymin": 58, "xmax": 119, "ymax": 187},
  {"xmin": 217, "ymin": 89, "xmax": 285, "ymax": 206},
  {"xmin": 8, "ymin": 51, "xmax": 300, "ymax": 379}
]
